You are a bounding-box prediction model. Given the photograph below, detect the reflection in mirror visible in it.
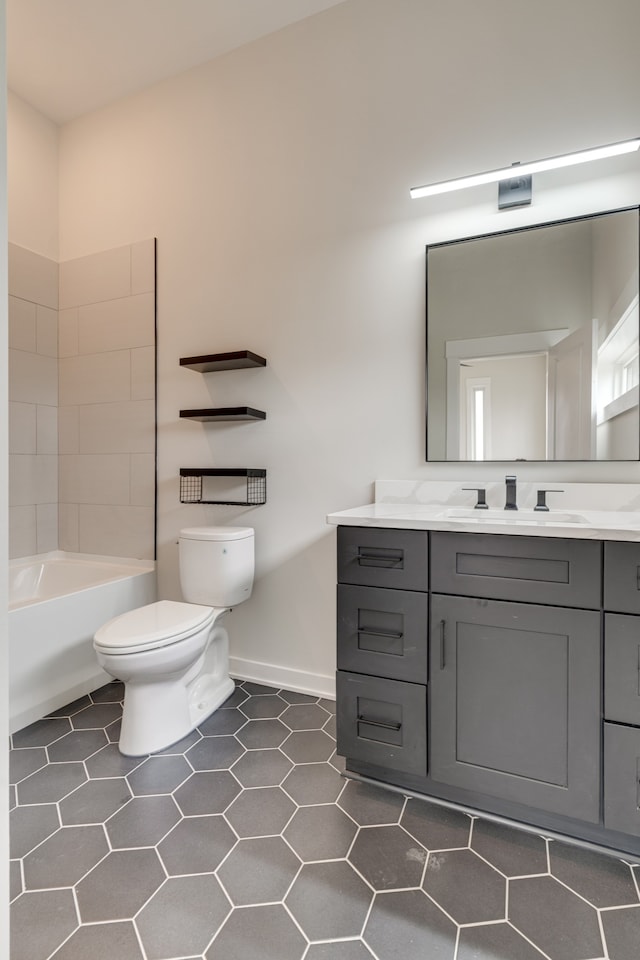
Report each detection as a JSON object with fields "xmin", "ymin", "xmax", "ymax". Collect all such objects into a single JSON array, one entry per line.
[{"xmin": 426, "ymin": 207, "xmax": 640, "ymax": 461}]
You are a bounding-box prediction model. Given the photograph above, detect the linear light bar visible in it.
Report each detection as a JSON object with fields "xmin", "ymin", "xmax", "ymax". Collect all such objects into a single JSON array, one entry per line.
[{"xmin": 409, "ymin": 138, "xmax": 640, "ymax": 200}]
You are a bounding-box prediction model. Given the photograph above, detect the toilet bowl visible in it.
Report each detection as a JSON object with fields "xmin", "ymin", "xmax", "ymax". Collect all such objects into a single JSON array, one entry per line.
[{"xmin": 93, "ymin": 526, "xmax": 254, "ymax": 756}]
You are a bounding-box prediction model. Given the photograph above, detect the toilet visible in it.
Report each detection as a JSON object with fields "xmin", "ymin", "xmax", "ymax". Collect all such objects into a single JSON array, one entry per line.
[{"xmin": 93, "ymin": 526, "xmax": 254, "ymax": 756}]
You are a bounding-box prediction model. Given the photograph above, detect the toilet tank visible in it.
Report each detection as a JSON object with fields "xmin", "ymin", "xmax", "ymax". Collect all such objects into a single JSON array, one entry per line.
[{"xmin": 179, "ymin": 526, "xmax": 254, "ymax": 607}]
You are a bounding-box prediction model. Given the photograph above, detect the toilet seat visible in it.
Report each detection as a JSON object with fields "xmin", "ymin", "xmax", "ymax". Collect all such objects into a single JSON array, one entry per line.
[{"xmin": 94, "ymin": 600, "xmax": 217, "ymax": 656}]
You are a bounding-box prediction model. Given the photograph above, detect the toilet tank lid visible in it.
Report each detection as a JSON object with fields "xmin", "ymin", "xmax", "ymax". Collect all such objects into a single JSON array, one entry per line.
[{"xmin": 180, "ymin": 526, "xmax": 254, "ymax": 541}]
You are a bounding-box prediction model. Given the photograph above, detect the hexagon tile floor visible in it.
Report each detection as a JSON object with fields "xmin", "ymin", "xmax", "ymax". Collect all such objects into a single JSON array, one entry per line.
[{"xmin": 9, "ymin": 681, "xmax": 640, "ymax": 960}]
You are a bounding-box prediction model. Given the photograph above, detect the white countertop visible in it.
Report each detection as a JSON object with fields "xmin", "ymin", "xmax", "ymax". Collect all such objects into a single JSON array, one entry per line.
[{"xmin": 327, "ymin": 501, "xmax": 640, "ymax": 542}]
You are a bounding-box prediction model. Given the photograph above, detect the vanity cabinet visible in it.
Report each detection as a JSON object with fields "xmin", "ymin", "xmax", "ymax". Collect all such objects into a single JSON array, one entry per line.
[{"xmin": 335, "ymin": 525, "xmax": 640, "ymax": 857}]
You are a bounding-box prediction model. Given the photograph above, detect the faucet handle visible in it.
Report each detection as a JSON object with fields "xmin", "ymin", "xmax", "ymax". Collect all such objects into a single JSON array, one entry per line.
[
  {"xmin": 534, "ymin": 489, "xmax": 564, "ymax": 512},
  {"xmin": 462, "ymin": 487, "xmax": 488, "ymax": 509}
]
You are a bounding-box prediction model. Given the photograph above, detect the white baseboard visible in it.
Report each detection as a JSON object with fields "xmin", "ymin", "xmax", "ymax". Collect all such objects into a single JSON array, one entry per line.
[{"xmin": 229, "ymin": 656, "xmax": 335, "ymax": 701}]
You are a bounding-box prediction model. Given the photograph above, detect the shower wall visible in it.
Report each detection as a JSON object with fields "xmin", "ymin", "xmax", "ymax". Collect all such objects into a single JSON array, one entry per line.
[{"xmin": 8, "ymin": 239, "xmax": 156, "ymax": 561}]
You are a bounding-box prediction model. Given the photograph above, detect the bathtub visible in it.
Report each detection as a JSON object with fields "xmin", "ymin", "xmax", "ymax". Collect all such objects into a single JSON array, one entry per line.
[{"xmin": 9, "ymin": 551, "xmax": 156, "ymax": 733}]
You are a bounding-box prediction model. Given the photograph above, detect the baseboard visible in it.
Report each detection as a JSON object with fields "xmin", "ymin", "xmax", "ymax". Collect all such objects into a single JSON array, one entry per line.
[{"xmin": 229, "ymin": 656, "xmax": 335, "ymax": 701}]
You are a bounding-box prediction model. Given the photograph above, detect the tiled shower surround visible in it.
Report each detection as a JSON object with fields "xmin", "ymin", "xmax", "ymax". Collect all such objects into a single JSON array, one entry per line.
[
  {"xmin": 9, "ymin": 681, "xmax": 640, "ymax": 960},
  {"xmin": 8, "ymin": 240, "xmax": 156, "ymax": 561}
]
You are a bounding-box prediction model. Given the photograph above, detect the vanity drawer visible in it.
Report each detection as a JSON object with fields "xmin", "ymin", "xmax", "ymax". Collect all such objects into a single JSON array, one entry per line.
[
  {"xmin": 604, "ymin": 614, "xmax": 640, "ymax": 726},
  {"xmin": 337, "ymin": 584, "xmax": 428, "ymax": 683},
  {"xmin": 603, "ymin": 722, "xmax": 640, "ymax": 836},
  {"xmin": 604, "ymin": 542, "xmax": 640, "ymax": 615},
  {"xmin": 430, "ymin": 532, "xmax": 601, "ymax": 609},
  {"xmin": 337, "ymin": 526, "xmax": 429, "ymax": 592},
  {"xmin": 336, "ymin": 670, "xmax": 427, "ymax": 776}
]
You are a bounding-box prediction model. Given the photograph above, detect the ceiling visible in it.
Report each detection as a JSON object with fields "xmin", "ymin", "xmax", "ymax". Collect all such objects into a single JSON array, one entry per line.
[{"xmin": 7, "ymin": 0, "xmax": 347, "ymax": 125}]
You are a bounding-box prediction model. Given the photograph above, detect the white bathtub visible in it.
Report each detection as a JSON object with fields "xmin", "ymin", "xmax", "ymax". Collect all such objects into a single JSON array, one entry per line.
[{"xmin": 9, "ymin": 551, "xmax": 156, "ymax": 733}]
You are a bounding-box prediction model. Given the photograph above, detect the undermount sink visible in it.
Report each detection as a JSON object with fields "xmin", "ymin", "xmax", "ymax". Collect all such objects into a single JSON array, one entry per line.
[{"xmin": 439, "ymin": 507, "xmax": 589, "ymax": 525}]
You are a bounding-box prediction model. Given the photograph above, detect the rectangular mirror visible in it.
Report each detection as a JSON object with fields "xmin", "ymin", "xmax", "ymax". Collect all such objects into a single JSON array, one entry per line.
[{"xmin": 426, "ymin": 207, "xmax": 640, "ymax": 461}]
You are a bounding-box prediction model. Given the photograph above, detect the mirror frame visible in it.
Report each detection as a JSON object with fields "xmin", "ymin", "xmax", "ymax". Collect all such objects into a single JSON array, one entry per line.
[{"xmin": 425, "ymin": 206, "xmax": 640, "ymax": 463}]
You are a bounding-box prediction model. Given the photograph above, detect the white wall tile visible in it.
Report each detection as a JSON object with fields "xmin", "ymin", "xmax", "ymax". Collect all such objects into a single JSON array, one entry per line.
[
  {"xmin": 77, "ymin": 292, "xmax": 154, "ymax": 354},
  {"xmin": 9, "ymin": 505, "xmax": 38, "ymax": 560},
  {"xmin": 9, "ymin": 349, "xmax": 58, "ymax": 406},
  {"xmin": 36, "ymin": 305, "xmax": 58, "ymax": 358},
  {"xmin": 10, "ymin": 455, "xmax": 57, "ymax": 506},
  {"xmin": 78, "ymin": 400, "xmax": 155, "ymax": 454},
  {"xmin": 131, "ymin": 239, "xmax": 156, "ymax": 295},
  {"xmin": 9, "ymin": 296, "xmax": 37, "ymax": 352},
  {"xmin": 59, "ymin": 453, "xmax": 130, "ymax": 505},
  {"xmin": 59, "ymin": 244, "xmax": 131, "ymax": 309},
  {"xmin": 58, "ymin": 308, "xmax": 79, "ymax": 357},
  {"xmin": 131, "ymin": 454, "xmax": 155, "ymax": 506},
  {"xmin": 9, "ymin": 402, "xmax": 37, "ymax": 454},
  {"xmin": 59, "ymin": 350, "xmax": 131, "ymax": 405},
  {"xmin": 37, "ymin": 503, "xmax": 59, "ymax": 553},
  {"xmin": 36, "ymin": 405, "xmax": 58, "ymax": 455},
  {"xmin": 58, "ymin": 503, "xmax": 79, "ymax": 552},
  {"xmin": 8, "ymin": 243, "xmax": 58, "ymax": 309},
  {"xmin": 78, "ymin": 504, "xmax": 154, "ymax": 560},
  {"xmin": 58, "ymin": 405, "xmax": 79, "ymax": 455},
  {"xmin": 131, "ymin": 346, "xmax": 155, "ymax": 400}
]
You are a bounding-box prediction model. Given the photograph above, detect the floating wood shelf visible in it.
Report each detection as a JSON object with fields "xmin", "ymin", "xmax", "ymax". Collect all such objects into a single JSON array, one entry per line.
[
  {"xmin": 180, "ymin": 350, "xmax": 267, "ymax": 373},
  {"xmin": 180, "ymin": 407, "xmax": 266, "ymax": 422},
  {"xmin": 179, "ymin": 468, "xmax": 267, "ymax": 505}
]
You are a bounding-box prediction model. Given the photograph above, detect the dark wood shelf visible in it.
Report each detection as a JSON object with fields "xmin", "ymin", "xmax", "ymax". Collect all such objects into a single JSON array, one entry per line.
[
  {"xmin": 180, "ymin": 407, "xmax": 266, "ymax": 422},
  {"xmin": 180, "ymin": 350, "xmax": 267, "ymax": 373}
]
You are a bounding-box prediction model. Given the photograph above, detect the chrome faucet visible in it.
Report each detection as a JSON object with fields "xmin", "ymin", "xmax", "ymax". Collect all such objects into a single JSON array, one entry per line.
[{"xmin": 504, "ymin": 475, "xmax": 518, "ymax": 511}]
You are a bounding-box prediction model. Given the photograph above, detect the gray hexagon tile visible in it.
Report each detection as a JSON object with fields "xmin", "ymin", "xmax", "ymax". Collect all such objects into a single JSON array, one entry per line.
[
  {"xmin": 305, "ymin": 943, "xmax": 375, "ymax": 960},
  {"xmin": 12, "ymin": 716, "xmax": 71, "ymax": 748},
  {"xmin": 280, "ymin": 689, "xmax": 318, "ymax": 704},
  {"xmin": 206, "ymin": 903, "xmax": 306, "ymax": 960},
  {"xmin": 136, "ymin": 874, "xmax": 231, "ymax": 959},
  {"xmin": 549, "ymin": 840, "xmax": 639, "ymax": 907},
  {"xmin": 350, "ymin": 825, "xmax": 427, "ymax": 891},
  {"xmin": 282, "ymin": 761, "xmax": 344, "ymax": 804},
  {"xmin": 236, "ymin": 718, "xmax": 290, "ymax": 749},
  {"xmin": 232, "ymin": 747, "xmax": 293, "ymax": 787},
  {"xmin": 225, "ymin": 785, "xmax": 296, "ymax": 838},
  {"xmin": 281, "ymin": 729, "xmax": 335, "ymax": 763},
  {"xmin": 284, "ymin": 804, "xmax": 358, "ymax": 861},
  {"xmin": 47, "ymin": 728, "xmax": 108, "ymax": 762},
  {"xmin": 11, "ymin": 889, "xmax": 78, "ymax": 960},
  {"xmin": 422, "ymin": 848, "xmax": 506, "ymax": 924},
  {"xmin": 401, "ymin": 797, "xmax": 471, "ymax": 850},
  {"xmin": 186, "ymin": 734, "xmax": 245, "ymax": 770},
  {"xmin": 221, "ymin": 685, "xmax": 249, "ymax": 708},
  {"xmin": 85, "ymin": 743, "xmax": 145, "ymax": 778},
  {"xmin": 509, "ymin": 875, "xmax": 604, "ymax": 960},
  {"xmin": 601, "ymin": 904, "xmax": 640, "ymax": 960},
  {"xmin": 50, "ymin": 921, "xmax": 144, "ymax": 960},
  {"xmin": 90, "ymin": 681, "xmax": 125, "ymax": 703},
  {"xmin": 174, "ymin": 770, "xmax": 242, "ymax": 815},
  {"xmin": 75, "ymin": 848, "xmax": 166, "ymax": 922},
  {"xmin": 281, "ymin": 703, "xmax": 331, "ymax": 730},
  {"xmin": 47, "ymin": 694, "xmax": 93, "ymax": 717},
  {"xmin": 106, "ymin": 795, "xmax": 181, "ymax": 848},
  {"xmin": 23, "ymin": 824, "xmax": 109, "ymax": 890},
  {"xmin": 59, "ymin": 777, "xmax": 131, "ymax": 825},
  {"xmin": 286, "ymin": 861, "xmax": 372, "ymax": 940},
  {"xmin": 240, "ymin": 694, "xmax": 286, "ymax": 719},
  {"xmin": 158, "ymin": 815, "xmax": 237, "ymax": 875},
  {"xmin": 71, "ymin": 702, "xmax": 123, "ymax": 729},
  {"xmin": 364, "ymin": 889, "xmax": 456, "ymax": 960},
  {"xmin": 198, "ymin": 705, "xmax": 248, "ymax": 736},
  {"xmin": 126, "ymin": 754, "xmax": 191, "ymax": 795},
  {"xmin": 10, "ymin": 803, "xmax": 60, "ymax": 858},
  {"xmin": 217, "ymin": 836, "xmax": 301, "ymax": 905},
  {"xmin": 242, "ymin": 681, "xmax": 281, "ymax": 695},
  {"xmin": 10, "ymin": 746, "xmax": 48, "ymax": 783},
  {"xmin": 338, "ymin": 778, "xmax": 405, "ymax": 826},
  {"xmin": 17, "ymin": 761, "xmax": 87, "ymax": 804},
  {"xmin": 456, "ymin": 921, "xmax": 548, "ymax": 960},
  {"xmin": 10, "ymin": 859, "xmax": 22, "ymax": 901},
  {"xmin": 471, "ymin": 818, "xmax": 548, "ymax": 876}
]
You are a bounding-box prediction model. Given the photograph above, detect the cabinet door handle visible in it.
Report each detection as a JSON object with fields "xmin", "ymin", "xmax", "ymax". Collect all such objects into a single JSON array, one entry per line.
[
  {"xmin": 357, "ymin": 551, "xmax": 403, "ymax": 568},
  {"xmin": 357, "ymin": 627, "xmax": 404, "ymax": 640},
  {"xmin": 439, "ymin": 619, "xmax": 446, "ymax": 670},
  {"xmin": 357, "ymin": 715, "xmax": 402, "ymax": 731}
]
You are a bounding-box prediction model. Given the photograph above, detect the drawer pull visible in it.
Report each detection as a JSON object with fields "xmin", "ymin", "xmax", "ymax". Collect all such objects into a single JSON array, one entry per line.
[
  {"xmin": 357, "ymin": 551, "xmax": 403, "ymax": 568},
  {"xmin": 357, "ymin": 627, "xmax": 404, "ymax": 641},
  {"xmin": 439, "ymin": 619, "xmax": 446, "ymax": 670},
  {"xmin": 357, "ymin": 715, "xmax": 402, "ymax": 732}
]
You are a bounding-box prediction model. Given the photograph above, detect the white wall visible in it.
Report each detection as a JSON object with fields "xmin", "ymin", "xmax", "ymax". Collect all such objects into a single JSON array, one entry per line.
[
  {"xmin": 49, "ymin": 0, "xmax": 640, "ymax": 694},
  {"xmin": 7, "ymin": 91, "xmax": 58, "ymax": 260}
]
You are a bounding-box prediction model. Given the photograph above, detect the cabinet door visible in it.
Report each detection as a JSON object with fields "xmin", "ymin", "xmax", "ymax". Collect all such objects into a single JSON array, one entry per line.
[
  {"xmin": 430, "ymin": 595, "xmax": 601, "ymax": 822},
  {"xmin": 603, "ymin": 723, "xmax": 640, "ymax": 835},
  {"xmin": 337, "ymin": 584, "xmax": 428, "ymax": 683},
  {"xmin": 604, "ymin": 542, "xmax": 640, "ymax": 614},
  {"xmin": 336, "ymin": 671, "xmax": 427, "ymax": 776}
]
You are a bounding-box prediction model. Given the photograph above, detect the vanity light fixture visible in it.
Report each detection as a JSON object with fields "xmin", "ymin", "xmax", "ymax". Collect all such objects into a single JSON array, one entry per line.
[{"xmin": 410, "ymin": 137, "xmax": 640, "ymax": 207}]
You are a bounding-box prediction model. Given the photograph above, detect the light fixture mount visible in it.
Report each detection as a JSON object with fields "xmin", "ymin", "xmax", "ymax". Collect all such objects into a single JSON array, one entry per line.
[{"xmin": 498, "ymin": 165, "xmax": 532, "ymax": 209}]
